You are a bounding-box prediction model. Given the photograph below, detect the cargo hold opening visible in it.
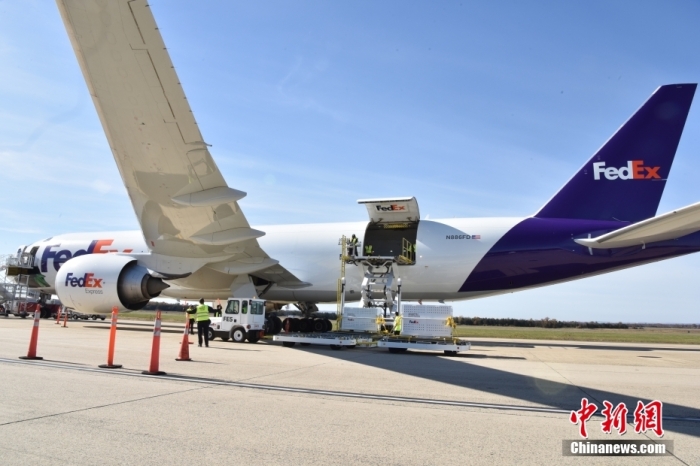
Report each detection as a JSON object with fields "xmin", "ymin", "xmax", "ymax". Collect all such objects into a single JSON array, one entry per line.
[{"xmin": 363, "ymin": 222, "xmax": 418, "ymax": 258}]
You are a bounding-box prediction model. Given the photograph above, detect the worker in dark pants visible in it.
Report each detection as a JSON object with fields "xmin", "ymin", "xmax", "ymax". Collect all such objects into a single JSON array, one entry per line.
[
  {"xmin": 187, "ymin": 305, "xmax": 195, "ymax": 335},
  {"xmin": 194, "ymin": 299, "xmax": 211, "ymax": 347},
  {"xmin": 349, "ymin": 234, "xmax": 359, "ymax": 256}
]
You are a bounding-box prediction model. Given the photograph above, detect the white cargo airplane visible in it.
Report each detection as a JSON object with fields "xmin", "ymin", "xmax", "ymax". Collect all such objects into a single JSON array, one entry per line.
[{"xmin": 15, "ymin": 1, "xmax": 700, "ymax": 317}]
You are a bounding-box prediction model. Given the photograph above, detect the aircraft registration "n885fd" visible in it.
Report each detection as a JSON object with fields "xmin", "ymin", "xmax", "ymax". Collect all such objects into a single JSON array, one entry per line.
[{"xmin": 14, "ymin": 1, "xmax": 700, "ymax": 315}]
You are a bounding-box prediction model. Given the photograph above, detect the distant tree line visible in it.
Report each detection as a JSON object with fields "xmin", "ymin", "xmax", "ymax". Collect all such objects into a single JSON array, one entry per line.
[{"xmin": 454, "ymin": 316, "xmax": 629, "ymax": 329}]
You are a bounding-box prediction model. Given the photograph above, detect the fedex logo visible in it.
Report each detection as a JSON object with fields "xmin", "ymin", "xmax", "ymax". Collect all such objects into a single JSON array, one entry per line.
[
  {"xmin": 41, "ymin": 239, "xmax": 133, "ymax": 273},
  {"xmin": 65, "ymin": 272, "xmax": 105, "ymax": 295},
  {"xmin": 592, "ymin": 161, "xmax": 661, "ymax": 181},
  {"xmin": 375, "ymin": 204, "xmax": 406, "ymax": 212},
  {"xmin": 65, "ymin": 272, "xmax": 103, "ymax": 289}
]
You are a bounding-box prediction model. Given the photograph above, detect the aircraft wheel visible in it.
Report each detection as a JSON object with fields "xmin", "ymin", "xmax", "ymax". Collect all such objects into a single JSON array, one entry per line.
[
  {"xmin": 282, "ymin": 341, "xmax": 296, "ymax": 347},
  {"xmin": 231, "ymin": 328, "xmax": 247, "ymax": 343},
  {"xmin": 323, "ymin": 319, "xmax": 333, "ymax": 332},
  {"xmin": 271, "ymin": 316, "xmax": 282, "ymax": 335},
  {"xmin": 299, "ymin": 318, "xmax": 311, "ymax": 333},
  {"xmin": 312, "ymin": 318, "xmax": 325, "ymax": 333},
  {"xmin": 283, "ymin": 318, "xmax": 293, "ymax": 333}
]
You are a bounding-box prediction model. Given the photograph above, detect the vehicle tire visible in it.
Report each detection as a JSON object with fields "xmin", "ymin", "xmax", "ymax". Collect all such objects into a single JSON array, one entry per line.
[
  {"xmin": 388, "ymin": 347, "xmax": 407, "ymax": 353},
  {"xmin": 282, "ymin": 341, "xmax": 296, "ymax": 347},
  {"xmin": 247, "ymin": 331, "xmax": 260, "ymax": 343},
  {"xmin": 330, "ymin": 344, "xmax": 342, "ymax": 350},
  {"xmin": 91, "ymin": 315, "xmax": 97, "ymax": 320},
  {"xmin": 207, "ymin": 328, "xmax": 216, "ymax": 341},
  {"xmin": 300, "ymin": 343, "xmax": 311, "ymax": 346},
  {"xmin": 231, "ymin": 327, "xmax": 247, "ymax": 343},
  {"xmin": 100, "ymin": 316, "xmax": 105, "ymax": 321},
  {"xmin": 323, "ymin": 319, "xmax": 333, "ymax": 332},
  {"xmin": 312, "ymin": 318, "xmax": 325, "ymax": 333},
  {"xmin": 444, "ymin": 350, "xmax": 457, "ymax": 356}
]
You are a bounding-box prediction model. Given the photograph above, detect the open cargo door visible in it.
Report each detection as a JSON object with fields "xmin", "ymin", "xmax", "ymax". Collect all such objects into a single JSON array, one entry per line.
[{"xmin": 357, "ymin": 197, "xmax": 420, "ymax": 263}]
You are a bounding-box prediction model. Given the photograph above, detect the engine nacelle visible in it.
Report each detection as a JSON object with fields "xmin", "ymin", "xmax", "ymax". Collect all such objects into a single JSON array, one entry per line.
[{"xmin": 56, "ymin": 254, "xmax": 169, "ymax": 314}]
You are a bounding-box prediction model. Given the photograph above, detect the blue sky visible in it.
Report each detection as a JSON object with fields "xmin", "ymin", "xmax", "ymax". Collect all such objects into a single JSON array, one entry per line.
[{"xmin": 1, "ymin": 1, "xmax": 699, "ymax": 322}]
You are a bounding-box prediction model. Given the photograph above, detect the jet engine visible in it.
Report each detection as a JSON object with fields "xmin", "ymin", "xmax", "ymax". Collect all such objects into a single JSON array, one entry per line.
[{"xmin": 56, "ymin": 254, "xmax": 169, "ymax": 313}]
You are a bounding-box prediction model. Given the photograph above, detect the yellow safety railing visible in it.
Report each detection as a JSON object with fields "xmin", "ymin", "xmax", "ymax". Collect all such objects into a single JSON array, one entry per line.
[
  {"xmin": 399, "ymin": 238, "xmax": 416, "ymax": 264},
  {"xmin": 336, "ymin": 235, "xmax": 347, "ymax": 330}
]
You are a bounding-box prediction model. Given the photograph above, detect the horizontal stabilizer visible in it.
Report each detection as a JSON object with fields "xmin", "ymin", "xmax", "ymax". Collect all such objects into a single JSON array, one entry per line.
[{"xmin": 575, "ymin": 201, "xmax": 700, "ymax": 249}]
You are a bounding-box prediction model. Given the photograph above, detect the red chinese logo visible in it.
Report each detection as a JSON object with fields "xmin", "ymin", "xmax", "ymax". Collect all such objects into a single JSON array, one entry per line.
[
  {"xmin": 570, "ymin": 398, "xmax": 664, "ymax": 438},
  {"xmin": 569, "ymin": 398, "xmax": 598, "ymax": 438},
  {"xmin": 634, "ymin": 400, "xmax": 664, "ymax": 437},
  {"xmin": 601, "ymin": 401, "xmax": 628, "ymax": 435}
]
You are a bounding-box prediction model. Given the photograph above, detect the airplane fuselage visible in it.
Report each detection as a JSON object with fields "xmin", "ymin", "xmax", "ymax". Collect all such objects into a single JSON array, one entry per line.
[{"xmin": 26, "ymin": 216, "xmax": 700, "ymax": 304}]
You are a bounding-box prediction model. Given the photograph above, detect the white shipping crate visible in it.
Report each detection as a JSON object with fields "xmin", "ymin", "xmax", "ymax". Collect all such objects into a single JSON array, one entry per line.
[
  {"xmin": 341, "ymin": 307, "xmax": 381, "ymax": 332},
  {"xmin": 400, "ymin": 304, "xmax": 454, "ymax": 338}
]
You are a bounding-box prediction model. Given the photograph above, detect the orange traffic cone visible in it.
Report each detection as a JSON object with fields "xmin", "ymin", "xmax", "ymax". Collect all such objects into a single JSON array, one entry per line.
[
  {"xmin": 55, "ymin": 306, "xmax": 62, "ymax": 324},
  {"xmin": 99, "ymin": 307, "xmax": 122, "ymax": 369},
  {"xmin": 175, "ymin": 319, "xmax": 192, "ymax": 361},
  {"xmin": 20, "ymin": 308, "xmax": 43, "ymax": 360},
  {"xmin": 142, "ymin": 310, "xmax": 166, "ymax": 375}
]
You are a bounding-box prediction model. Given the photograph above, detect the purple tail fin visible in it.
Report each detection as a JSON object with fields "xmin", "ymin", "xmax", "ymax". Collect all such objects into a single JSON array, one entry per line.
[{"xmin": 536, "ymin": 84, "xmax": 696, "ymax": 223}]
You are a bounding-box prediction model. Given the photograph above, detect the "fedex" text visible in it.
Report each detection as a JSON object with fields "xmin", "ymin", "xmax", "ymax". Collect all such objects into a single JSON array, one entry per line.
[
  {"xmin": 375, "ymin": 204, "xmax": 406, "ymax": 212},
  {"xmin": 593, "ymin": 161, "xmax": 661, "ymax": 181},
  {"xmin": 65, "ymin": 272, "xmax": 103, "ymax": 290}
]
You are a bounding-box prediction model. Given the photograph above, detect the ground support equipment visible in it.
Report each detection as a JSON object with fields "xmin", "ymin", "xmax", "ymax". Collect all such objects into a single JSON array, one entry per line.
[
  {"xmin": 377, "ymin": 336, "xmax": 470, "ymax": 355},
  {"xmin": 273, "ymin": 332, "xmax": 376, "ymax": 350}
]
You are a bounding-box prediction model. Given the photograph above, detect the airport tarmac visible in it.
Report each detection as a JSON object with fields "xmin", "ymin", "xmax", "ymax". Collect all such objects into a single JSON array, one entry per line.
[{"xmin": 1, "ymin": 316, "xmax": 699, "ymax": 465}]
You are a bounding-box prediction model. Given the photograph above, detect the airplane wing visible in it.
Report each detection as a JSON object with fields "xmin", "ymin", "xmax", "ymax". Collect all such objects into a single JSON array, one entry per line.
[
  {"xmin": 575, "ymin": 201, "xmax": 700, "ymax": 249},
  {"xmin": 56, "ymin": 0, "xmax": 308, "ymax": 288}
]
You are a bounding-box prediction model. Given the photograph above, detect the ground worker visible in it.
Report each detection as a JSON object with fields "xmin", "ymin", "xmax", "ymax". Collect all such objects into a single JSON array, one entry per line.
[
  {"xmin": 365, "ymin": 244, "xmax": 373, "ymax": 256},
  {"xmin": 191, "ymin": 299, "xmax": 211, "ymax": 347},
  {"xmin": 349, "ymin": 234, "xmax": 359, "ymax": 256},
  {"xmin": 187, "ymin": 305, "xmax": 195, "ymax": 335},
  {"xmin": 215, "ymin": 303, "xmax": 222, "ymax": 317},
  {"xmin": 393, "ymin": 311, "xmax": 402, "ymax": 335}
]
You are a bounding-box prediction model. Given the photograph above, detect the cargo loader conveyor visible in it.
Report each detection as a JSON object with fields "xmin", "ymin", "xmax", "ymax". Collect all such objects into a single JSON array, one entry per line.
[{"xmin": 273, "ymin": 227, "xmax": 471, "ymax": 355}]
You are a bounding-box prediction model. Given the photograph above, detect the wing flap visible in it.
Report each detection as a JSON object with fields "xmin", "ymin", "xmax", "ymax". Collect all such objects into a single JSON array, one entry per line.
[{"xmin": 576, "ymin": 201, "xmax": 700, "ymax": 249}]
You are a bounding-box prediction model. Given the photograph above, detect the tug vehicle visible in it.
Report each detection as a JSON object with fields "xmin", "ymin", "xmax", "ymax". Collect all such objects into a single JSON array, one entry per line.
[{"xmin": 207, "ymin": 298, "xmax": 266, "ymax": 343}]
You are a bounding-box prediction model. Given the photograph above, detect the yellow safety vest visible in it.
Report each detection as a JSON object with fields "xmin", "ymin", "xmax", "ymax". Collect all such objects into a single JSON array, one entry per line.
[
  {"xmin": 393, "ymin": 315, "xmax": 402, "ymax": 333},
  {"xmin": 195, "ymin": 304, "xmax": 210, "ymax": 322}
]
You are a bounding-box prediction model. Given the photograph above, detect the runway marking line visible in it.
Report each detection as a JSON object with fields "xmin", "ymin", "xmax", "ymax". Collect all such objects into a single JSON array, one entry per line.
[{"xmin": 2, "ymin": 357, "xmax": 700, "ymax": 423}]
